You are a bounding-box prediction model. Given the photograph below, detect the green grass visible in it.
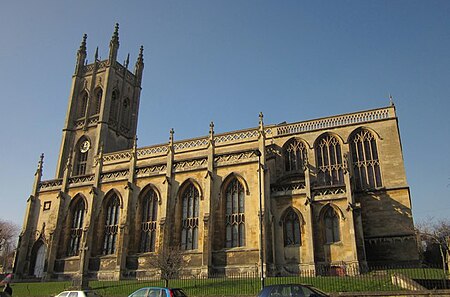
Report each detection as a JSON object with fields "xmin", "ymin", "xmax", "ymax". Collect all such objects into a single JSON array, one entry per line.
[
  {"xmin": 9, "ymin": 268, "xmax": 449, "ymax": 297},
  {"xmin": 386, "ymin": 268, "xmax": 448, "ymax": 279},
  {"xmin": 11, "ymin": 281, "xmax": 71, "ymax": 297}
]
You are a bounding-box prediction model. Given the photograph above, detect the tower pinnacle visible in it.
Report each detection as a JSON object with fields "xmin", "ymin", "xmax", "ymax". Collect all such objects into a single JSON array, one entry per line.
[
  {"xmin": 108, "ymin": 23, "xmax": 120, "ymax": 62},
  {"xmin": 75, "ymin": 34, "xmax": 87, "ymax": 75},
  {"xmin": 135, "ymin": 45, "xmax": 144, "ymax": 84}
]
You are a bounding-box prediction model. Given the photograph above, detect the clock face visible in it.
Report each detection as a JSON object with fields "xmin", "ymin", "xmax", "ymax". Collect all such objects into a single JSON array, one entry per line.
[{"xmin": 80, "ymin": 140, "xmax": 90, "ymax": 153}]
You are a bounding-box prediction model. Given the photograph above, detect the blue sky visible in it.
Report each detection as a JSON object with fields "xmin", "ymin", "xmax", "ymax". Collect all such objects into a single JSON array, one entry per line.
[{"xmin": 1, "ymin": 1, "xmax": 449, "ymax": 227}]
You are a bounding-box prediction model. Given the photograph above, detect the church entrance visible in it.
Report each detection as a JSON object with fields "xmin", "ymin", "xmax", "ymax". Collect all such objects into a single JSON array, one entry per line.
[{"xmin": 30, "ymin": 241, "xmax": 46, "ymax": 278}]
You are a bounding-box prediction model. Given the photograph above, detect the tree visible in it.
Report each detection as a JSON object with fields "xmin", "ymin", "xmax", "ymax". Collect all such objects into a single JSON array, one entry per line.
[
  {"xmin": 0, "ymin": 220, "xmax": 20, "ymax": 273},
  {"xmin": 150, "ymin": 247, "xmax": 184, "ymax": 287},
  {"xmin": 416, "ymin": 218, "xmax": 450, "ymax": 273}
]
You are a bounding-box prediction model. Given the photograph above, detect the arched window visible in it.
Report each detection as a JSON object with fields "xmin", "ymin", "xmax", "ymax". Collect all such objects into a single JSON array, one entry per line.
[
  {"xmin": 74, "ymin": 139, "xmax": 90, "ymax": 176},
  {"xmin": 283, "ymin": 208, "xmax": 301, "ymax": 246},
  {"xmin": 315, "ymin": 135, "xmax": 344, "ymax": 186},
  {"xmin": 93, "ymin": 88, "xmax": 103, "ymax": 115},
  {"xmin": 225, "ymin": 178, "xmax": 245, "ymax": 248},
  {"xmin": 109, "ymin": 90, "xmax": 119, "ymax": 123},
  {"xmin": 103, "ymin": 194, "xmax": 120, "ymax": 255},
  {"xmin": 181, "ymin": 184, "xmax": 199, "ymax": 250},
  {"xmin": 140, "ymin": 188, "xmax": 158, "ymax": 253},
  {"xmin": 68, "ymin": 198, "xmax": 85, "ymax": 256},
  {"xmin": 121, "ymin": 98, "xmax": 130, "ymax": 129},
  {"xmin": 324, "ymin": 207, "xmax": 340, "ymax": 243},
  {"xmin": 284, "ymin": 139, "xmax": 307, "ymax": 172},
  {"xmin": 350, "ymin": 129, "xmax": 382, "ymax": 190},
  {"xmin": 77, "ymin": 92, "xmax": 88, "ymax": 119}
]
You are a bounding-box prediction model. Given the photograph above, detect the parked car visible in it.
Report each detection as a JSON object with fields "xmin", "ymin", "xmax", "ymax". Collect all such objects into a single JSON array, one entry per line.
[
  {"xmin": 54, "ymin": 291, "xmax": 102, "ymax": 297},
  {"xmin": 127, "ymin": 287, "xmax": 187, "ymax": 297},
  {"xmin": 257, "ymin": 284, "xmax": 329, "ymax": 297}
]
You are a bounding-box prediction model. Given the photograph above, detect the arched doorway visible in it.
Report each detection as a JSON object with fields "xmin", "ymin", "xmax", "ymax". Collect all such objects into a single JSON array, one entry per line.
[{"xmin": 30, "ymin": 240, "xmax": 46, "ymax": 278}]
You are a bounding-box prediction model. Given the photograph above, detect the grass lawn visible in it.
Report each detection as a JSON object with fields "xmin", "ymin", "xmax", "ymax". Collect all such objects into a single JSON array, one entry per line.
[{"xmin": 10, "ymin": 268, "xmax": 448, "ymax": 297}]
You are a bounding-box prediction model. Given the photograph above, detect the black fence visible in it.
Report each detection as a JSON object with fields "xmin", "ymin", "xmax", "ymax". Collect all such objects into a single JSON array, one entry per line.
[
  {"xmin": 87, "ymin": 265, "xmax": 449, "ymax": 297},
  {"xmin": 11, "ymin": 265, "xmax": 450, "ymax": 297}
]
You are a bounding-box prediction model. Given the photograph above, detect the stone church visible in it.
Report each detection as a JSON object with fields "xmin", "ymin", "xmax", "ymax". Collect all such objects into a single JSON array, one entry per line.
[{"xmin": 14, "ymin": 25, "xmax": 419, "ymax": 280}]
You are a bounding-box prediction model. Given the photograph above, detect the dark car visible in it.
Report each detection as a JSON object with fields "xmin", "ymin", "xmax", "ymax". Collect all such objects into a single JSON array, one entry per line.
[
  {"xmin": 127, "ymin": 287, "xmax": 187, "ymax": 297},
  {"xmin": 257, "ymin": 284, "xmax": 329, "ymax": 297}
]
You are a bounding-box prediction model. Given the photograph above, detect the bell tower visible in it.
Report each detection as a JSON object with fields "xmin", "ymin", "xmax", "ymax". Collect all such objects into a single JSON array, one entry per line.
[{"xmin": 55, "ymin": 24, "xmax": 144, "ymax": 178}]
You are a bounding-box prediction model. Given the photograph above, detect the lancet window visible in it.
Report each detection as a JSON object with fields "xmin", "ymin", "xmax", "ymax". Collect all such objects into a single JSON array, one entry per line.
[
  {"xmin": 67, "ymin": 198, "xmax": 85, "ymax": 256},
  {"xmin": 77, "ymin": 92, "xmax": 88, "ymax": 119},
  {"xmin": 350, "ymin": 129, "xmax": 382, "ymax": 190},
  {"xmin": 109, "ymin": 90, "xmax": 119, "ymax": 124},
  {"xmin": 121, "ymin": 98, "xmax": 130, "ymax": 130},
  {"xmin": 324, "ymin": 207, "xmax": 340, "ymax": 243},
  {"xmin": 94, "ymin": 88, "xmax": 103, "ymax": 115},
  {"xmin": 315, "ymin": 134, "xmax": 344, "ymax": 186},
  {"xmin": 284, "ymin": 139, "xmax": 307, "ymax": 172},
  {"xmin": 283, "ymin": 208, "xmax": 301, "ymax": 246},
  {"xmin": 225, "ymin": 178, "xmax": 246, "ymax": 248},
  {"xmin": 103, "ymin": 194, "xmax": 120, "ymax": 255},
  {"xmin": 181, "ymin": 184, "xmax": 199, "ymax": 250},
  {"xmin": 139, "ymin": 189, "xmax": 158, "ymax": 253}
]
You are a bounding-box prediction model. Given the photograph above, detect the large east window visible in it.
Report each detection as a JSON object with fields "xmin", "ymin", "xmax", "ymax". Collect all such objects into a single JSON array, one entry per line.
[{"xmin": 350, "ymin": 129, "xmax": 382, "ymax": 190}]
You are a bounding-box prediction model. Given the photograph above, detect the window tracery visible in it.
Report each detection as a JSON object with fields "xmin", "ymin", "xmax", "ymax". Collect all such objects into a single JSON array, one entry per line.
[
  {"xmin": 103, "ymin": 194, "xmax": 120, "ymax": 255},
  {"xmin": 284, "ymin": 139, "xmax": 307, "ymax": 172},
  {"xmin": 315, "ymin": 135, "xmax": 344, "ymax": 186},
  {"xmin": 139, "ymin": 188, "xmax": 158, "ymax": 253},
  {"xmin": 67, "ymin": 198, "xmax": 84, "ymax": 256},
  {"xmin": 283, "ymin": 208, "xmax": 301, "ymax": 246},
  {"xmin": 350, "ymin": 129, "xmax": 382, "ymax": 190},
  {"xmin": 181, "ymin": 184, "xmax": 199, "ymax": 250},
  {"xmin": 225, "ymin": 178, "xmax": 245, "ymax": 248}
]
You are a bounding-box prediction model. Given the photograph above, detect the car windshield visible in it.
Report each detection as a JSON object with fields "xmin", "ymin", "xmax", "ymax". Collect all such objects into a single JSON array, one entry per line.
[
  {"xmin": 262, "ymin": 285, "xmax": 328, "ymax": 297},
  {"xmin": 171, "ymin": 289, "xmax": 187, "ymax": 297}
]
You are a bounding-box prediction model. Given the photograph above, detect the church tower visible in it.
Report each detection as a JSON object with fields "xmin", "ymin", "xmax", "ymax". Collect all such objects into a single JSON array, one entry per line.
[{"xmin": 55, "ymin": 23, "xmax": 144, "ymax": 178}]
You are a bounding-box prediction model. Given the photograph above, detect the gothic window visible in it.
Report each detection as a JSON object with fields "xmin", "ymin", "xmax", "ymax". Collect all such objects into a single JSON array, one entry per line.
[
  {"xmin": 109, "ymin": 90, "xmax": 119, "ymax": 124},
  {"xmin": 284, "ymin": 139, "xmax": 307, "ymax": 172},
  {"xmin": 315, "ymin": 134, "xmax": 344, "ymax": 186},
  {"xmin": 74, "ymin": 141, "xmax": 89, "ymax": 176},
  {"xmin": 67, "ymin": 198, "xmax": 85, "ymax": 256},
  {"xmin": 121, "ymin": 98, "xmax": 130, "ymax": 129},
  {"xmin": 350, "ymin": 129, "xmax": 382, "ymax": 190},
  {"xmin": 139, "ymin": 188, "xmax": 158, "ymax": 253},
  {"xmin": 181, "ymin": 183, "xmax": 199, "ymax": 250},
  {"xmin": 225, "ymin": 178, "xmax": 246, "ymax": 248},
  {"xmin": 324, "ymin": 207, "xmax": 340, "ymax": 243},
  {"xmin": 94, "ymin": 88, "xmax": 103, "ymax": 115},
  {"xmin": 77, "ymin": 92, "xmax": 88, "ymax": 119},
  {"xmin": 283, "ymin": 208, "xmax": 301, "ymax": 246},
  {"xmin": 103, "ymin": 194, "xmax": 120, "ymax": 255}
]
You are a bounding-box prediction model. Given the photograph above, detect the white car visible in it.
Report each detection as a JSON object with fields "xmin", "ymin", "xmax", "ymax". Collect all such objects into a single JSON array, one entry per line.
[{"xmin": 55, "ymin": 291, "xmax": 102, "ymax": 297}]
